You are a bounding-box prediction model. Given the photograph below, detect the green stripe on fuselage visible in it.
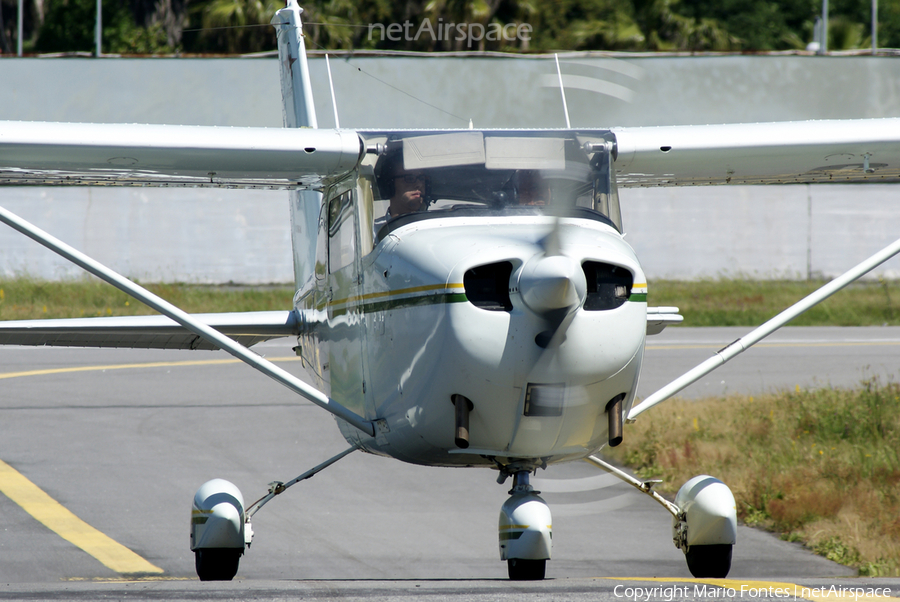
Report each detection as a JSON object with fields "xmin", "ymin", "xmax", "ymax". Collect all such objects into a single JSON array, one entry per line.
[
  {"xmin": 499, "ymin": 531, "xmax": 525, "ymax": 541},
  {"xmin": 330, "ymin": 290, "xmax": 646, "ymax": 317},
  {"xmin": 331, "ymin": 292, "xmax": 469, "ymax": 317}
]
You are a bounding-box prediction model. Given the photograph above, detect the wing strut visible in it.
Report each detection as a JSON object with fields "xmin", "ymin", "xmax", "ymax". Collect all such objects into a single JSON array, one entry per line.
[
  {"xmin": 628, "ymin": 235, "xmax": 900, "ymax": 421},
  {"xmin": 0, "ymin": 204, "xmax": 376, "ymax": 438}
]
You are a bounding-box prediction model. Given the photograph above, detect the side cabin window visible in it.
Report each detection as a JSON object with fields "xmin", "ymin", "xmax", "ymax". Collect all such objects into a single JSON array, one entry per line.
[
  {"xmin": 356, "ymin": 175, "xmax": 376, "ymax": 256},
  {"xmin": 315, "ymin": 200, "xmax": 328, "ymax": 282},
  {"xmin": 589, "ymin": 143, "xmax": 622, "ymax": 228},
  {"xmin": 328, "ymin": 190, "xmax": 356, "ymax": 274}
]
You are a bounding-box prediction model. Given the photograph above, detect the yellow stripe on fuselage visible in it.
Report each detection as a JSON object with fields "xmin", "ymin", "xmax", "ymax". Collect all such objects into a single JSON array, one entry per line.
[{"xmin": 330, "ymin": 282, "xmax": 465, "ymax": 308}]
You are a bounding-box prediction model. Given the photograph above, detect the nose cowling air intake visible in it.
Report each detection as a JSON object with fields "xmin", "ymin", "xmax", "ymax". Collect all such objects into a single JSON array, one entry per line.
[{"xmin": 518, "ymin": 255, "xmax": 587, "ymax": 316}]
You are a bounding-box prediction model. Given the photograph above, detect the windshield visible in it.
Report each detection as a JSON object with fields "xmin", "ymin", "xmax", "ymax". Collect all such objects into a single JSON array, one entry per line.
[{"xmin": 357, "ymin": 130, "xmax": 621, "ymax": 242}]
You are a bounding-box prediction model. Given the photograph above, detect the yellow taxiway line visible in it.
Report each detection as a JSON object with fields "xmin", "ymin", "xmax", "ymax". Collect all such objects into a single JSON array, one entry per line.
[
  {"xmin": 0, "ymin": 355, "xmax": 302, "ymax": 380},
  {"xmin": 0, "ymin": 355, "xmax": 299, "ymax": 576},
  {"xmin": 0, "ymin": 459, "xmax": 163, "ymax": 575}
]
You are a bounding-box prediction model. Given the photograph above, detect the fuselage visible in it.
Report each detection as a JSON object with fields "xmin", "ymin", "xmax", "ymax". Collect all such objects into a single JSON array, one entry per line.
[{"xmin": 294, "ymin": 129, "xmax": 648, "ymax": 471}]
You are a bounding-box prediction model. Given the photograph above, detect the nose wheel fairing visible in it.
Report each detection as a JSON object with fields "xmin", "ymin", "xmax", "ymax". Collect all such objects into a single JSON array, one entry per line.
[{"xmin": 500, "ymin": 472, "xmax": 551, "ymax": 581}]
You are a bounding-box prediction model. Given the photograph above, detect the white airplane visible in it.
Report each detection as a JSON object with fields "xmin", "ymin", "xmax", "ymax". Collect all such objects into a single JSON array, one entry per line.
[{"xmin": 2, "ymin": 0, "xmax": 900, "ymax": 583}]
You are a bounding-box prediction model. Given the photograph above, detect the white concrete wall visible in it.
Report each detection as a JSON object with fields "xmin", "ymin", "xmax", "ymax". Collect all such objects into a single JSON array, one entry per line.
[
  {"xmin": 0, "ymin": 188, "xmax": 291, "ymax": 283},
  {"xmin": 622, "ymin": 184, "xmax": 900, "ymax": 281},
  {"xmin": 5, "ymin": 54, "xmax": 900, "ymax": 128},
  {"xmin": 1, "ymin": 55, "xmax": 898, "ymax": 283}
]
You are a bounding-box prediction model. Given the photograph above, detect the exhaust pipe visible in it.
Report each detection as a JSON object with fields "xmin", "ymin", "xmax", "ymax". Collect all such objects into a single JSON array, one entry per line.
[
  {"xmin": 607, "ymin": 394, "xmax": 625, "ymax": 447},
  {"xmin": 452, "ymin": 394, "xmax": 474, "ymax": 448}
]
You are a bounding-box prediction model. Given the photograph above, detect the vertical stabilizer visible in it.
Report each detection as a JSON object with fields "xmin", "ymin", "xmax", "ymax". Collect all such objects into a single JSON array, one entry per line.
[{"xmin": 272, "ymin": 0, "xmax": 318, "ymax": 129}]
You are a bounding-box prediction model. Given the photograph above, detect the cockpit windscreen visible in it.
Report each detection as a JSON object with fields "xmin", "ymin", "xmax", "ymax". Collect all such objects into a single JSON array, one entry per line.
[{"xmin": 356, "ymin": 130, "xmax": 621, "ymax": 241}]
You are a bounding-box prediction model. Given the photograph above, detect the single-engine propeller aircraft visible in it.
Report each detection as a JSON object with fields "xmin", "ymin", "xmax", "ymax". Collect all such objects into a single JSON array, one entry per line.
[{"xmin": 2, "ymin": 0, "xmax": 900, "ymax": 582}]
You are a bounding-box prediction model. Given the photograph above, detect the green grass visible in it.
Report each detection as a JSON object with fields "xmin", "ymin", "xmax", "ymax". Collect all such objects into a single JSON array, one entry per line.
[
  {"xmin": 606, "ymin": 380, "xmax": 900, "ymax": 576},
  {"xmin": 650, "ymin": 278, "xmax": 900, "ymax": 326},
  {"xmin": 2, "ymin": 276, "xmax": 899, "ymax": 324},
  {"xmin": 0, "ymin": 277, "xmax": 294, "ymax": 320}
]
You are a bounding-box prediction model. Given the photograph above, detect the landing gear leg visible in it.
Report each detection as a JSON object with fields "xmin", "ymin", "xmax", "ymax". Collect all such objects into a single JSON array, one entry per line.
[{"xmin": 498, "ymin": 470, "xmax": 551, "ymax": 581}]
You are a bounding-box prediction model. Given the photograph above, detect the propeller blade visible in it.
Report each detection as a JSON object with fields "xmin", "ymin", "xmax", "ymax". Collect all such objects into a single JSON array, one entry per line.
[
  {"xmin": 540, "ymin": 217, "xmax": 563, "ymax": 257},
  {"xmin": 534, "ymin": 308, "xmax": 577, "ymax": 350}
]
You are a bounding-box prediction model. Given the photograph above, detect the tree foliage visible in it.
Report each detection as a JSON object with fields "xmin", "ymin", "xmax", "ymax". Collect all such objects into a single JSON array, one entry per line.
[
  {"xmin": 2, "ymin": 0, "xmax": 899, "ymax": 55},
  {"xmin": 32, "ymin": 0, "xmax": 174, "ymax": 53}
]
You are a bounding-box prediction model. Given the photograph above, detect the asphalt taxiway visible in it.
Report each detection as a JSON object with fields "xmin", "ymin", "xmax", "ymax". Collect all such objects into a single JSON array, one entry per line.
[{"xmin": 1, "ymin": 327, "xmax": 898, "ymax": 600}]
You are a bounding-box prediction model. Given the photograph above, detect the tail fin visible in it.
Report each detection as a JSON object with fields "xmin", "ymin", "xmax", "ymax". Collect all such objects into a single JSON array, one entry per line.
[{"xmin": 272, "ymin": 0, "xmax": 317, "ymax": 128}]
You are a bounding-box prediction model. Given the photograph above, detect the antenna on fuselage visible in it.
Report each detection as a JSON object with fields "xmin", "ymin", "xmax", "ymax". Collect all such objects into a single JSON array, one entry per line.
[
  {"xmin": 554, "ymin": 53, "xmax": 571, "ymax": 129},
  {"xmin": 325, "ymin": 53, "xmax": 340, "ymax": 128}
]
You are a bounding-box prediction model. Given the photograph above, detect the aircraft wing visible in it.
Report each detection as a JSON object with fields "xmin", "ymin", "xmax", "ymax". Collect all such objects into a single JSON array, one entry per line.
[
  {"xmin": 0, "ymin": 121, "xmax": 362, "ymax": 188},
  {"xmin": 646, "ymin": 306, "xmax": 683, "ymax": 336},
  {"xmin": 0, "ymin": 311, "xmax": 298, "ymax": 350},
  {"xmin": 612, "ymin": 118, "xmax": 900, "ymax": 186}
]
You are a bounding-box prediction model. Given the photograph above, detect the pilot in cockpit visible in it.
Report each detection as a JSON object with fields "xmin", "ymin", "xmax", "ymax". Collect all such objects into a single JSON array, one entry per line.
[
  {"xmin": 375, "ymin": 151, "xmax": 430, "ymax": 220},
  {"xmin": 514, "ymin": 170, "xmax": 550, "ymax": 206}
]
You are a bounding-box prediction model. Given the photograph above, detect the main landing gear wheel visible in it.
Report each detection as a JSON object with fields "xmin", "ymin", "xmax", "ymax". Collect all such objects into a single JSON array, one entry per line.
[
  {"xmin": 685, "ymin": 544, "xmax": 732, "ymax": 578},
  {"xmin": 508, "ymin": 558, "xmax": 546, "ymax": 581},
  {"xmin": 195, "ymin": 548, "xmax": 242, "ymax": 581}
]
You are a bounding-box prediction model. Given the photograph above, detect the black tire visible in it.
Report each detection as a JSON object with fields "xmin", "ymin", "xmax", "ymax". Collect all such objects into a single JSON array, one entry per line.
[
  {"xmin": 685, "ymin": 544, "xmax": 732, "ymax": 578},
  {"xmin": 507, "ymin": 558, "xmax": 546, "ymax": 581},
  {"xmin": 195, "ymin": 548, "xmax": 242, "ymax": 581}
]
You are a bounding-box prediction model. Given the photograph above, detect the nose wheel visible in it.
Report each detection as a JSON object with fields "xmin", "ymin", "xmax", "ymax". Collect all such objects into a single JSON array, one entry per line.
[
  {"xmin": 499, "ymin": 470, "xmax": 552, "ymax": 580},
  {"xmin": 508, "ymin": 558, "xmax": 546, "ymax": 581},
  {"xmin": 195, "ymin": 548, "xmax": 242, "ymax": 581}
]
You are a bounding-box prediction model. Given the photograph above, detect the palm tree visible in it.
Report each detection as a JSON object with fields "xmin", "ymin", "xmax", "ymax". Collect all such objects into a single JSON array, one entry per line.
[{"xmin": 198, "ymin": 0, "xmax": 282, "ymax": 53}]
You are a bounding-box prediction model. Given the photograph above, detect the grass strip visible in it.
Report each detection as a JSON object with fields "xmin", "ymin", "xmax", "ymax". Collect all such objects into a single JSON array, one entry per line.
[
  {"xmin": 606, "ymin": 379, "xmax": 900, "ymax": 576},
  {"xmin": 0, "ymin": 278, "xmax": 294, "ymax": 320},
  {"xmin": 650, "ymin": 278, "xmax": 900, "ymax": 326},
  {"xmin": 2, "ymin": 277, "xmax": 899, "ymax": 325}
]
